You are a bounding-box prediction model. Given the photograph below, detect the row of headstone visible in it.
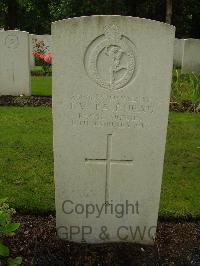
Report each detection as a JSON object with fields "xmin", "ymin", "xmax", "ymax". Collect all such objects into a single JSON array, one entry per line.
[
  {"xmin": 173, "ymin": 38, "xmax": 200, "ymax": 74},
  {"xmin": 0, "ymin": 27, "xmax": 199, "ymax": 97},
  {"xmin": 2, "ymin": 16, "xmax": 195, "ymax": 246}
]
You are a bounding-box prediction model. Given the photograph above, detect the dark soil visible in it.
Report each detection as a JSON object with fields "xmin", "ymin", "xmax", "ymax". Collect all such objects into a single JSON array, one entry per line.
[
  {"xmin": 170, "ymin": 100, "xmax": 200, "ymax": 113},
  {"xmin": 0, "ymin": 95, "xmax": 52, "ymax": 107},
  {"xmin": 0, "ymin": 95, "xmax": 199, "ymax": 112},
  {"xmin": 3, "ymin": 215, "xmax": 200, "ymax": 265}
]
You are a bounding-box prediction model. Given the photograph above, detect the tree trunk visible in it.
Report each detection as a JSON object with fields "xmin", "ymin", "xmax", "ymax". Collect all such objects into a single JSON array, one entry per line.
[
  {"xmin": 5, "ymin": 0, "xmax": 18, "ymax": 30},
  {"xmin": 166, "ymin": 0, "xmax": 172, "ymax": 24}
]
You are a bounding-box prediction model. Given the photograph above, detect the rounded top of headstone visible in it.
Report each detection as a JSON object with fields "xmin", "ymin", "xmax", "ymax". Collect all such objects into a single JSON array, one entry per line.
[
  {"xmin": 36, "ymin": 34, "xmax": 51, "ymax": 37},
  {"xmin": 52, "ymin": 15, "xmax": 175, "ymax": 31},
  {"xmin": 185, "ymin": 38, "xmax": 200, "ymax": 41},
  {"xmin": 0, "ymin": 30, "xmax": 29, "ymax": 35}
]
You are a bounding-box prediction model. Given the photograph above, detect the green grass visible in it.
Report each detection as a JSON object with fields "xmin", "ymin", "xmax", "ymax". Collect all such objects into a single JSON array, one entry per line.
[
  {"xmin": 0, "ymin": 107, "xmax": 199, "ymax": 219},
  {"xmin": 160, "ymin": 112, "xmax": 200, "ymax": 219},
  {"xmin": 32, "ymin": 66, "xmax": 43, "ymax": 72},
  {"xmin": 31, "ymin": 76, "xmax": 52, "ymax": 96},
  {"xmin": 0, "ymin": 107, "xmax": 54, "ymax": 213}
]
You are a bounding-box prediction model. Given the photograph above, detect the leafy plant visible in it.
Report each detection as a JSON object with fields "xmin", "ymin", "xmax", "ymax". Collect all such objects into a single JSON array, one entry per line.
[
  {"xmin": 0, "ymin": 199, "xmax": 22, "ymax": 266},
  {"xmin": 35, "ymin": 57, "xmax": 52, "ymax": 76},
  {"xmin": 171, "ymin": 69, "xmax": 200, "ymax": 105},
  {"xmin": 189, "ymin": 72, "xmax": 200, "ymax": 100},
  {"xmin": 188, "ymin": 72, "xmax": 200, "ymax": 111},
  {"xmin": 33, "ymin": 38, "xmax": 52, "ymax": 75}
]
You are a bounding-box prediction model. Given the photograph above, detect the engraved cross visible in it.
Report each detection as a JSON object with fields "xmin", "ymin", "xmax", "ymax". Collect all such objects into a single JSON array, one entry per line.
[{"xmin": 85, "ymin": 134, "xmax": 133, "ymax": 204}]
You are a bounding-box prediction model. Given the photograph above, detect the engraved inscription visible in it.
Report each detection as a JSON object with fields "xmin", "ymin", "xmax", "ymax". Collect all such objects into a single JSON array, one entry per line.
[
  {"xmin": 85, "ymin": 134, "xmax": 133, "ymax": 203},
  {"xmin": 5, "ymin": 34, "xmax": 19, "ymax": 49},
  {"xmin": 67, "ymin": 94, "xmax": 155, "ymax": 129},
  {"xmin": 84, "ymin": 25, "xmax": 136, "ymax": 90}
]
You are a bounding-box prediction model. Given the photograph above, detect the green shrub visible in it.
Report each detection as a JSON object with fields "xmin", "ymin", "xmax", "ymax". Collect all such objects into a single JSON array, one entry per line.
[
  {"xmin": 33, "ymin": 38, "xmax": 52, "ymax": 75},
  {"xmin": 0, "ymin": 199, "xmax": 22, "ymax": 266},
  {"xmin": 35, "ymin": 57, "xmax": 51, "ymax": 75},
  {"xmin": 171, "ymin": 69, "xmax": 200, "ymax": 103}
]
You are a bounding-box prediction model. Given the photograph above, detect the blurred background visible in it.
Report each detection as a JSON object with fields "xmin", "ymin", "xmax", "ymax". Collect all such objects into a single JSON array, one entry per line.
[{"xmin": 0, "ymin": 0, "xmax": 199, "ymax": 38}]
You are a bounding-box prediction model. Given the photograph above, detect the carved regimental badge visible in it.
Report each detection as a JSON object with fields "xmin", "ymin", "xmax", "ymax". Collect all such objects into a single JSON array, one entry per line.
[
  {"xmin": 84, "ymin": 25, "xmax": 136, "ymax": 90},
  {"xmin": 5, "ymin": 34, "xmax": 19, "ymax": 49}
]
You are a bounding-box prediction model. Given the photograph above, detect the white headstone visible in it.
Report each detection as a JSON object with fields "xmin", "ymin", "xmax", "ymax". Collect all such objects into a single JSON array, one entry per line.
[
  {"xmin": 29, "ymin": 34, "xmax": 35, "ymax": 70},
  {"xmin": 0, "ymin": 30, "xmax": 31, "ymax": 96},
  {"xmin": 181, "ymin": 38, "xmax": 200, "ymax": 74},
  {"xmin": 52, "ymin": 16, "xmax": 175, "ymax": 245},
  {"xmin": 173, "ymin": 38, "xmax": 185, "ymax": 67}
]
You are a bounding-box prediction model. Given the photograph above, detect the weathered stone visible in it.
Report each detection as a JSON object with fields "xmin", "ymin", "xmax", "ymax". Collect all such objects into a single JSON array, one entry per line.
[
  {"xmin": 181, "ymin": 38, "xmax": 200, "ymax": 74},
  {"xmin": 0, "ymin": 30, "xmax": 30, "ymax": 96},
  {"xmin": 173, "ymin": 38, "xmax": 185, "ymax": 67},
  {"xmin": 29, "ymin": 34, "xmax": 36, "ymax": 70},
  {"xmin": 52, "ymin": 16, "xmax": 175, "ymax": 244}
]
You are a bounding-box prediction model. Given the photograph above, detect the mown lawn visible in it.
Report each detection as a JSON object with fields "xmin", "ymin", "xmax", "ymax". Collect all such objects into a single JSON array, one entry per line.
[
  {"xmin": 0, "ymin": 107, "xmax": 199, "ymax": 219},
  {"xmin": 160, "ymin": 112, "xmax": 200, "ymax": 219},
  {"xmin": 31, "ymin": 76, "xmax": 52, "ymax": 96},
  {"xmin": 0, "ymin": 107, "xmax": 54, "ymax": 213}
]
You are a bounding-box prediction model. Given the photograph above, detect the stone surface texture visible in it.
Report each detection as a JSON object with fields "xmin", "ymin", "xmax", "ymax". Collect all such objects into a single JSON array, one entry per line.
[
  {"xmin": 181, "ymin": 38, "xmax": 200, "ymax": 74},
  {"xmin": 173, "ymin": 38, "xmax": 185, "ymax": 67},
  {"xmin": 29, "ymin": 34, "xmax": 35, "ymax": 70},
  {"xmin": 0, "ymin": 30, "xmax": 30, "ymax": 96},
  {"xmin": 52, "ymin": 16, "xmax": 175, "ymax": 244}
]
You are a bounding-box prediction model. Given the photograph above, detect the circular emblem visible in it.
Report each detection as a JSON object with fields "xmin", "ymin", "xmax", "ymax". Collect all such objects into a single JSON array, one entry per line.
[
  {"xmin": 5, "ymin": 34, "xmax": 19, "ymax": 49},
  {"xmin": 84, "ymin": 25, "xmax": 136, "ymax": 90}
]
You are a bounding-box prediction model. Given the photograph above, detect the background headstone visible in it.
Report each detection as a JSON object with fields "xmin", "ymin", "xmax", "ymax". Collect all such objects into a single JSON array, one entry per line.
[
  {"xmin": 173, "ymin": 38, "xmax": 185, "ymax": 67},
  {"xmin": 181, "ymin": 38, "xmax": 200, "ymax": 74},
  {"xmin": 0, "ymin": 30, "xmax": 31, "ymax": 96},
  {"xmin": 29, "ymin": 34, "xmax": 35, "ymax": 70},
  {"xmin": 52, "ymin": 16, "xmax": 175, "ymax": 244}
]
